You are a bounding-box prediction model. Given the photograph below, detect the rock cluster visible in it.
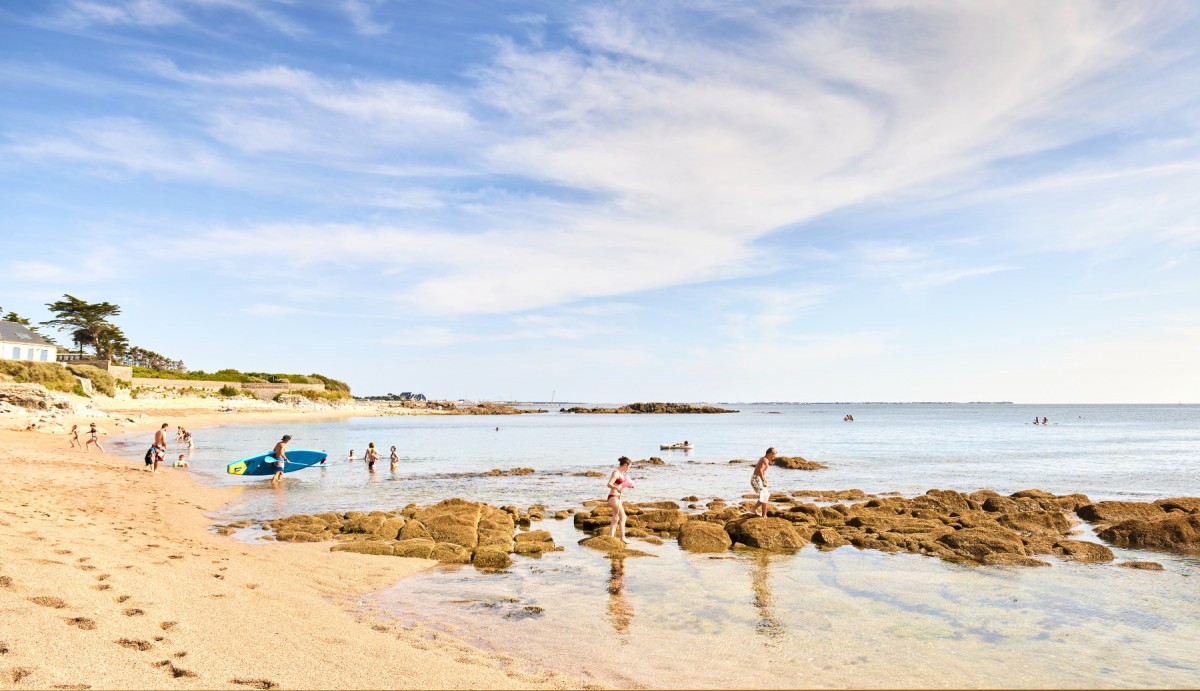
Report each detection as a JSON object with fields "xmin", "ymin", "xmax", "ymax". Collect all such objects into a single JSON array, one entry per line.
[
  {"xmin": 261, "ymin": 499, "xmax": 559, "ymax": 569},
  {"xmin": 0, "ymin": 383, "xmax": 73, "ymax": 411},
  {"xmin": 570, "ymin": 488, "xmax": 1195, "ymax": 568},
  {"xmin": 559, "ymin": 402, "xmax": 736, "ymax": 414},
  {"xmin": 1079, "ymin": 498, "xmax": 1200, "ymax": 552}
]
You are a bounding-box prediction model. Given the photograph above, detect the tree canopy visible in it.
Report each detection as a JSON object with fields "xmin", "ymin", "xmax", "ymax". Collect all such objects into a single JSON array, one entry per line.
[{"xmin": 42, "ymin": 294, "xmax": 122, "ymax": 357}]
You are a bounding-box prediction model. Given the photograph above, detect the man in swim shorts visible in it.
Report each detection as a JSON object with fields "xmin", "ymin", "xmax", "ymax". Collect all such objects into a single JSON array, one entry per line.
[
  {"xmin": 271, "ymin": 435, "xmax": 291, "ymax": 484},
  {"xmin": 752, "ymin": 447, "xmax": 775, "ymax": 518}
]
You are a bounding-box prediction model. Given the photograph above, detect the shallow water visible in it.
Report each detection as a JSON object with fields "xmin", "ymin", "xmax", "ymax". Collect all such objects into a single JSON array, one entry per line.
[{"xmin": 111, "ymin": 404, "xmax": 1200, "ymax": 688}]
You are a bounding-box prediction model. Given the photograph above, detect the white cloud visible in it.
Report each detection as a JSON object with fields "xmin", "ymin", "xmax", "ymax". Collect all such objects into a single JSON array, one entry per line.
[{"xmin": 8, "ymin": 117, "xmax": 244, "ymax": 183}]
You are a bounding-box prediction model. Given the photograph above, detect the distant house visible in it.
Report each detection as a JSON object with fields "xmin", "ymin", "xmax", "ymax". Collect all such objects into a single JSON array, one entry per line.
[
  {"xmin": 0, "ymin": 321, "xmax": 58, "ymax": 363},
  {"xmin": 398, "ymin": 392, "xmax": 427, "ymax": 401}
]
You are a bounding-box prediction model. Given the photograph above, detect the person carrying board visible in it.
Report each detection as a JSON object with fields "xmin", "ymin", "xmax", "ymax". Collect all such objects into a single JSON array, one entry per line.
[{"xmin": 271, "ymin": 435, "xmax": 292, "ymax": 484}]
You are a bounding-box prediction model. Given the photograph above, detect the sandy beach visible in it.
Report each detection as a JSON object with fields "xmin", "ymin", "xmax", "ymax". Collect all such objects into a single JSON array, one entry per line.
[{"xmin": 0, "ymin": 402, "xmax": 585, "ymax": 690}]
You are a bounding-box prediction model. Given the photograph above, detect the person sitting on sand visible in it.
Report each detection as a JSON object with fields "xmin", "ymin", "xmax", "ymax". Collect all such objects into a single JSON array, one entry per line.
[
  {"xmin": 752, "ymin": 447, "xmax": 775, "ymax": 518},
  {"xmin": 173, "ymin": 454, "xmax": 189, "ymax": 468},
  {"xmin": 271, "ymin": 435, "xmax": 291, "ymax": 484},
  {"xmin": 85, "ymin": 423, "xmax": 105, "ymax": 454},
  {"xmin": 389, "ymin": 445, "xmax": 398, "ymax": 470},
  {"xmin": 607, "ymin": 456, "xmax": 634, "ymax": 545},
  {"xmin": 365, "ymin": 442, "xmax": 378, "ymax": 472},
  {"xmin": 68, "ymin": 424, "xmax": 81, "ymax": 449}
]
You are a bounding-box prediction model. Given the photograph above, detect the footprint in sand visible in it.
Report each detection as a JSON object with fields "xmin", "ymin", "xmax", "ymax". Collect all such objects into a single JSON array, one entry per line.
[
  {"xmin": 94, "ymin": 584, "xmax": 112, "ymax": 591},
  {"xmin": 212, "ymin": 574, "xmax": 225, "ymax": 580},
  {"xmin": 1, "ymin": 640, "xmax": 9, "ymax": 654},
  {"xmin": 9, "ymin": 667, "xmax": 34, "ymax": 683},
  {"xmin": 173, "ymin": 651, "xmax": 186, "ymax": 658},
  {"xmin": 160, "ymin": 621, "xmax": 178, "ymax": 632},
  {"xmin": 49, "ymin": 684, "xmax": 90, "ymax": 689},
  {"xmin": 231, "ymin": 678, "xmax": 278, "ymax": 689},
  {"xmin": 153, "ymin": 660, "xmax": 197, "ymax": 679},
  {"xmin": 95, "ymin": 574, "xmax": 110, "ymax": 581},
  {"xmin": 29, "ymin": 596, "xmax": 68, "ymax": 609},
  {"xmin": 122, "ymin": 608, "xmax": 144, "ymax": 617},
  {"xmin": 65, "ymin": 618, "xmax": 97, "ymax": 631},
  {"xmin": 0, "ymin": 576, "xmax": 13, "ymax": 589},
  {"xmin": 115, "ymin": 638, "xmax": 153, "ymax": 651},
  {"xmin": 115, "ymin": 595, "xmax": 131, "ymax": 603}
]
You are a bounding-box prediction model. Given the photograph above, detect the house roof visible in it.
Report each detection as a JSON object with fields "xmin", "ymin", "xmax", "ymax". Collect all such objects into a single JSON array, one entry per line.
[{"xmin": 0, "ymin": 321, "xmax": 55, "ymax": 347}]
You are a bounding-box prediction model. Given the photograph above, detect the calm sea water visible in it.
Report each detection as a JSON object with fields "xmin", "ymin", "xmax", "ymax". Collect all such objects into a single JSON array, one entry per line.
[{"xmin": 112, "ymin": 404, "xmax": 1200, "ymax": 688}]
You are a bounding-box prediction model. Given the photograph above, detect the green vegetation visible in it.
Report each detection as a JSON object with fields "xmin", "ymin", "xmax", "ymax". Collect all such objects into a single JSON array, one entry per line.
[
  {"xmin": 132, "ymin": 366, "xmax": 349, "ymax": 392},
  {"xmin": 66, "ymin": 364, "xmax": 116, "ymax": 396},
  {"xmin": 218, "ymin": 384, "xmax": 240, "ymax": 397},
  {"xmin": 275, "ymin": 389, "xmax": 353, "ymax": 402},
  {"xmin": 0, "ymin": 361, "xmax": 79, "ymax": 393},
  {"xmin": 42, "ymin": 294, "xmax": 123, "ymax": 358}
]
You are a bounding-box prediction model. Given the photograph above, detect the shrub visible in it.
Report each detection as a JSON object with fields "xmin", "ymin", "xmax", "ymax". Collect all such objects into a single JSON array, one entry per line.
[
  {"xmin": 287, "ymin": 388, "xmax": 352, "ymax": 402},
  {"xmin": 0, "ymin": 361, "xmax": 79, "ymax": 393},
  {"xmin": 309, "ymin": 373, "xmax": 351, "ymax": 392},
  {"xmin": 218, "ymin": 384, "xmax": 239, "ymax": 397},
  {"xmin": 66, "ymin": 364, "xmax": 116, "ymax": 397}
]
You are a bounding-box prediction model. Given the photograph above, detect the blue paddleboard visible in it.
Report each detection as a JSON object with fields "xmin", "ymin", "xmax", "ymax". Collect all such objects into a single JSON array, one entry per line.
[{"xmin": 226, "ymin": 449, "xmax": 328, "ymax": 476}]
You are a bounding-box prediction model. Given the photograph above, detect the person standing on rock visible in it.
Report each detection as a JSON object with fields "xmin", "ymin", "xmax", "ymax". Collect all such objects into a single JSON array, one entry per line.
[
  {"xmin": 607, "ymin": 456, "xmax": 634, "ymax": 545},
  {"xmin": 752, "ymin": 447, "xmax": 775, "ymax": 518}
]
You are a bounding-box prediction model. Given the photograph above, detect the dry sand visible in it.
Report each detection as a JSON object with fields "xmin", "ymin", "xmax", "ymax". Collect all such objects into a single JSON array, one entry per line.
[{"xmin": 0, "ymin": 404, "xmax": 588, "ymax": 690}]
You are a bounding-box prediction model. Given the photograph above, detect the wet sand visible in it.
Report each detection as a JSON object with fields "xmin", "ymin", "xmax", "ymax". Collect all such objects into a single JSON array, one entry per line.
[{"xmin": 0, "ymin": 406, "xmax": 584, "ymax": 690}]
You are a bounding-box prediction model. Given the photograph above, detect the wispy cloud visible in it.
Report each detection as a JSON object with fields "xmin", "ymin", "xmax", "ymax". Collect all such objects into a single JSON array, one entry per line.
[{"xmin": 342, "ymin": 0, "xmax": 390, "ymax": 36}]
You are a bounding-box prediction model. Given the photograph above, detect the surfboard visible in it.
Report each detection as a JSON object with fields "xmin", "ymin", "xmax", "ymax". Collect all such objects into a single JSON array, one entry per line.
[{"xmin": 226, "ymin": 449, "xmax": 328, "ymax": 476}]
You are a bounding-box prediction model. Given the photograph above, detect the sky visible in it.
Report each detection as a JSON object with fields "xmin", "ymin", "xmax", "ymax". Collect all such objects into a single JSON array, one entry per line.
[{"xmin": 1, "ymin": 0, "xmax": 1199, "ymax": 403}]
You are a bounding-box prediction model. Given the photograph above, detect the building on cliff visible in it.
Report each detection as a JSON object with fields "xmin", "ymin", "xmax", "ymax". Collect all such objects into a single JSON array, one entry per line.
[{"xmin": 0, "ymin": 321, "xmax": 57, "ymax": 363}]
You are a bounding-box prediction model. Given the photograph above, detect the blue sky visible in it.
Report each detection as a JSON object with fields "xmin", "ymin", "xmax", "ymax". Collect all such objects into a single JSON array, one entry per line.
[{"xmin": 2, "ymin": 1, "xmax": 1198, "ymax": 402}]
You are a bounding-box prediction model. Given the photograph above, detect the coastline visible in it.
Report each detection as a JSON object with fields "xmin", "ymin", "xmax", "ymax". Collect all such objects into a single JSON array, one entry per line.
[{"xmin": 0, "ymin": 404, "xmax": 585, "ymax": 690}]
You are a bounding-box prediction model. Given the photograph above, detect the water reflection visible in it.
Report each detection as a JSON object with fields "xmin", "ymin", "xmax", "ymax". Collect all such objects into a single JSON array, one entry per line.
[
  {"xmin": 751, "ymin": 553, "xmax": 784, "ymax": 641},
  {"xmin": 606, "ymin": 556, "xmax": 634, "ymax": 637}
]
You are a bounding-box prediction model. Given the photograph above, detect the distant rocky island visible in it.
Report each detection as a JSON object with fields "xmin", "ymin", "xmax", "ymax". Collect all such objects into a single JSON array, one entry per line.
[{"xmin": 559, "ymin": 402, "xmax": 737, "ymax": 414}]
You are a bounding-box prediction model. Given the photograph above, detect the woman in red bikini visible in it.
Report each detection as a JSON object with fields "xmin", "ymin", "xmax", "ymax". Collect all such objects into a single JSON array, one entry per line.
[{"xmin": 607, "ymin": 456, "xmax": 634, "ymax": 544}]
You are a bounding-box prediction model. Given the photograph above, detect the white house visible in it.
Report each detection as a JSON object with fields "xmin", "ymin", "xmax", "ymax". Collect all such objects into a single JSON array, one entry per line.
[{"xmin": 0, "ymin": 321, "xmax": 58, "ymax": 363}]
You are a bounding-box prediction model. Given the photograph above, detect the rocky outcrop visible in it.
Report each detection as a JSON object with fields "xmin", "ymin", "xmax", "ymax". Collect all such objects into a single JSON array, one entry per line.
[
  {"xmin": 560, "ymin": 402, "xmax": 736, "ymax": 414},
  {"xmin": 1053, "ymin": 540, "xmax": 1114, "ymax": 563},
  {"xmin": 479, "ymin": 467, "xmax": 535, "ymax": 476},
  {"xmin": 1116, "ymin": 561, "xmax": 1164, "ymax": 571},
  {"xmin": 0, "ymin": 383, "xmax": 73, "ymax": 411},
  {"xmin": 1097, "ymin": 512, "xmax": 1200, "ymax": 552},
  {"xmin": 725, "ymin": 517, "xmax": 806, "ymax": 551},
  {"xmin": 263, "ymin": 499, "xmax": 554, "ymax": 568},
  {"xmin": 1076, "ymin": 501, "xmax": 1165, "ymax": 524},
  {"xmin": 771, "ymin": 456, "xmax": 828, "ymax": 471},
  {"xmin": 677, "ymin": 520, "xmax": 732, "ymax": 552}
]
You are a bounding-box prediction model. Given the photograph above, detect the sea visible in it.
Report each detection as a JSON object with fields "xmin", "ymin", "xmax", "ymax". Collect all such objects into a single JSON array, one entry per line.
[{"xmin": 110, "ymin": 403, "xmax": 1200, "ymax": 688}]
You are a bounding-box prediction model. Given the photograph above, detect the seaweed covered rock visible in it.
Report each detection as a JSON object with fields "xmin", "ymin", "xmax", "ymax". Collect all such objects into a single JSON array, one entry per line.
[
  {"xmin": 771, "ymin": 456, "xmax": 828, "ymax": 471},
  {"xmin": 1097, "ymin": 512, "xmax": 1200, "ymax": 552},
  {"xmin": 937, "ymin": 527, "xmax": 1026, "ymax": 561},
  {"xmin": 331, "ymin": 542, "xmax": 395, "ymax": 556},
  {"xmin": 725, "ymin": 517, "xmax": 807, "ymax": 551},
  {"xmin": 677, "ymin": 520, "xmax": 732, "ymax": 553},
  {"xmin": 1076, "ymin": 501, "xmax": 1165, "ymax": 524}
]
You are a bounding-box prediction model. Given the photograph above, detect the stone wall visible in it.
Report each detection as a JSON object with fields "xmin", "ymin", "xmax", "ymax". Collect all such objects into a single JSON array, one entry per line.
[{"xmin": 57, "ymin": 358, "xmax": 133, "ymax": 382}]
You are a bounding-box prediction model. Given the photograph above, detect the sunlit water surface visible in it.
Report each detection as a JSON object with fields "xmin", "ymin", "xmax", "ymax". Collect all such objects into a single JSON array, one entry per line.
[{"xmin": 112, "ymin": 404, "xmax": 1200, "ymax": 687}]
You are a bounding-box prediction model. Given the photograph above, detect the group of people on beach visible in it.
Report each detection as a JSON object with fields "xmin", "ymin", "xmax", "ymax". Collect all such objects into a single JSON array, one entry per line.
[
  {"xmin": 604, "ymin": 446, "xmax": 776, "ymax": 544},
  {"xmin": 347, "ymin": 443, "xmax": 400, "ymax": 472},
  {"xmin": 143, "ymin": 423, "xmax": 192, "ymax": 473}
]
